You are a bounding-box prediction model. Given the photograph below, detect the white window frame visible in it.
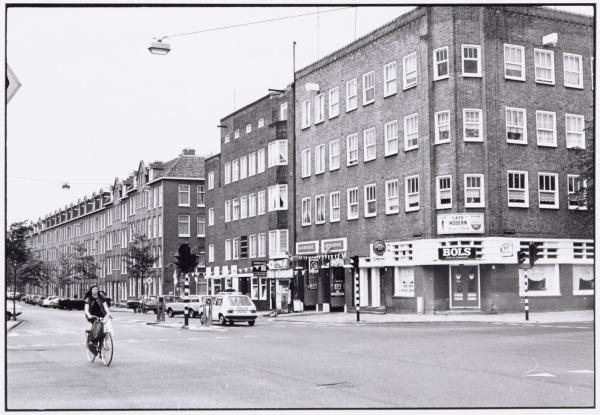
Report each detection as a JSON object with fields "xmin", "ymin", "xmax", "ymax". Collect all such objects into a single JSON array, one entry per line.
[
  {"xmin": 301, "ymin": 148, "xmax": 311, "ymax": 178},
  {"xmin": 257, "ymin": 190, "xmax": 265, "ymax": 215},
  {"xmin": 240, "ymin": 155, "xmax": 248, "ymax": 180},
  {"xmin": 248, "ymin": 152, "xmax": 256, "ymax": 177},
  {"xmin": 505, "ymin": 107, "xmax": 527, "ymax": 145},
  {"xmin": 315, "ymin": 144, "xmax": 326, "ymax": 174},
  {"xmin": 257, "ymin": 148, "xmax": 265, "ymax": 173},
  {"xmin": 301, "ymin": 197, "xmax": 312, "ymax": 226},
  {"xmin": 394, "ymin": 267, "xmax": 415, "ymax": 297},
  {"xmin": 568, "ymin": 174, "xmax": 587, "ymax": 211},
  {"xmin": 248, "ymin": 193, "xmax": 257, "ymax": 217},
  {"xmin": 258, "ymin": 118, "xmax": 265, "ymax": 128},
  {"xmin": 346, "ymin": 78, "xmax": 358, "ymax": 112},
  {"xmin": 565, "ymin": 114, "xmax": 585, "ymax": 149},
  {"xmin": 347, "ymin": 188, "xmax": 359, "ymax": 220},
  {"xmin": 573, "ymin": 265, "xmax": 594, "ymax": 296},
  {"xmin": 240, "ymin": 195, "xmax": 248, "ymax": 219},
  {"xmin": 301, "ymin": 99, "xmax": 311, "ymax": 129},
  {"xmin": 208, "ymin": 208, "xmax": 214, "ymax": 226},
  {"xmin": 232, "ymin": 237, "xmax": 240, "ymax": 260},
  {"xmin": 268, "ymin": 229, "xmax": 288, "ymax": 259},
  {"xmin": 224, "ymin": 162, "xmax": 231, "ymax": 184},
  {"xmin": 234, "ymin": 129, "xmax": 240, "ymax": 139},
  {"xmin": 225, "ymin": 239, "xmax": 232, "ymax": 261},
  {"xmin": 504, "ymin": 43, "xmax": 526, "ymax": 81},
  {"xmin": 404, "ymin": 113, "xmax": 419, "ymax": 151},
  {"xmin": 436, "ymin": 175, "xmax": 453, "ymax": 210},
  {"xmin": 462, "ymin": 45, "xmax": 482, "ymax": 77},
  {"xmin": 385, "ymin": 179, "xmax": 400, "ymax": 214},
  {"xmin": 433, "ymin": 46, "xmax": 449, "ymax": 81},
  {"xmin": 329, "ymin": 139, "xmax": 340, "ymax": 171},
  {"xmin": 328, "ymin": 87, "xmax": 339, "ymax": 119},
  {"xmin": 384, "ymin": 120, "xmax": 399, "ymax": 156},
  {"xmin": 208, "ymin": 244, "xmax": 214, "ymax": 263},
  {"xmin": 507, "ymin": 170, "xmax": 529, "ymax": 208},
  {"xmin": 364, "ymin": 184, "xmax": 377, "ymax": 218},
  {"xmin": 535, "ymin": 110, "xmax": 557, "ymax": 147},
  {"xmin": 363, "ymin": 128, "xmax": 376, "ymax": 162},
  {"xmin": 268, "ymin": 140, "xmax": 288, "ymax": 167},
  {"xmin": 178, "ymin": 184, "xmax": 190, "ymax": 207},
  {"xmin": 314, "ymin": 93, "xmax": 325, "ymax": 124},
  {"xmin": 464, "ymin": 174, "xmax": 485, "ymax": 208},
  {"xmin": 347, "ymin": 133, "xmax": 359, "ymax": 166},
  {"xmin": 178, "ymin": 215, "xmax": 190, "ymax": 237},
  {"xmin": 197, "ymin": 216, "xmax": 205, "ymax": 237},
  {"xmin": 224, "ymin": 134, "xmax": 230, "ymax": 144},
  {"xmin": 405, "ymin": 175, "xmax": 420, "ymax": 212},
  {"xmin": 403, "ymin": 52, "xmax": 417, "ymax": 89},
  {"xmin": 362, "ymin": 71, "xmax": 375, "ymax": 105},
  {"xmin": 197, "ymin": 185, "xmax": 205, "ymax": 207},
  {"xmin": 224, "ymin": 200, "xmax": 231, "ymax": 222},
  {"xmin": 383, "ymin": 61, "xmax": 397, "ymax": 97},
  {"xmin": 268, "ymin": 184, "xmax": 288, "ymax": 212},
  {"xmin": 232, "ymin": 198, "xmax": 240, "ymax": 221},
  {"xmin": 258, "ymin": 234, "xmax": 266, "ymax": 258},
  {"xmin": 249, "ymin": 234, "xmax": 257, "ymax": 259},
  {"xmin": 519, "ymin": 264, "xmax": 560, "ymax": 296},
  {"xmin": 329, "ymin": 192, "xmax": 340, "ymax": 222},
  {"xmin": 463, "ymin": 109, "xmax": 483, "ymax": 142},
  {"xmin": 534, "ymin": 48, "xmax": 555, "ymax": 85},
  {"xmin": 315, "ymin": 194, "xmax": 326, "ymax": 224},
  {"xmin": 280, "ymin": 102, "xmax": 288, "ymax": 121},
  {"xmin": 538, "ymin": 172, "xmax": 559, "ymax": 209},
  {"xmin": 231, "ymin": 159, "xmax": 239, "ymax": 182},
  {"xmin": 434, "ymin": 110, "xmax": 451, "ymax": 144},
  {"xmin": 563, "ymin": 53, "xmax": 583, "ymax": 89},
  {"xmin": 246, "ymin": 123, "xmax": 252, "ymax": 134},
  {"xmin": 208, "ymin": 171, "xmax": 215, "ymax": 190}
]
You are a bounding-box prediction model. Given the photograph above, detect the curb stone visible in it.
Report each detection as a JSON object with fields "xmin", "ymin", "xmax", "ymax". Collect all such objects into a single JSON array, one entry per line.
[{"xmin": 7, "ymin": 320, "xmax": 24, "ymax": 332}]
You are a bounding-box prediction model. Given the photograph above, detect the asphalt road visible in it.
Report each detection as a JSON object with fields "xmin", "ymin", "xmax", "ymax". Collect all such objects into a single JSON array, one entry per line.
[{"xmin": 6, "ymin": 303, "xmax": 594, "ymax": 410}]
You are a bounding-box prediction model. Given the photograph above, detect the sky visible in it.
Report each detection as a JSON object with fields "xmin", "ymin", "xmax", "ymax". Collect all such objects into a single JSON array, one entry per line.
[{"xmin": 4, "ymin": 3, "xmax": 595, "ymax": 226}]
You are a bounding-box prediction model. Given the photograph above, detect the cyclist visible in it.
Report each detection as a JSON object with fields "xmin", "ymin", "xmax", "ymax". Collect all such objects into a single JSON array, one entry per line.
[{"xmin": 84, "ymin": 285, "xmax": 111, "ymax": 355}]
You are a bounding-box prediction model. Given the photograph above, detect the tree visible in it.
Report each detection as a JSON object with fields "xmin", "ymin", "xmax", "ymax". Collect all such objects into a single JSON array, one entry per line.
[
  {"xmin": 57, "ymin": 254, "xmax": 75, "ymax": 294},
  {"xmin": 20, "ymin": 259, "xmax": 53, "ymax": 295},
  {"xmin": 72, "ymin": 242, "xmax": 100, "ymax": 298},
  {"xmin": 568, "ymin": 119, "xmax": 594, "ymax": 218},
  {"xmin": 125, "ymin": 235, "xmax": 158, "ymax": 298},
  {"xmin": 6, "ymin": 221, "xmax": 32, "ymax": 320}
]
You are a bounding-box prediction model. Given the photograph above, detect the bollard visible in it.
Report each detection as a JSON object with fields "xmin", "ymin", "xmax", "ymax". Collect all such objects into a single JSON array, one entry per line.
[{"xmin": 184, "ymin": 306, "xmax": 189, "ymax": 326}]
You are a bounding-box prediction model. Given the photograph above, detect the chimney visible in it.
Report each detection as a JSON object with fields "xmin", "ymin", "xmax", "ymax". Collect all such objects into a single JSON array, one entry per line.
[{"xmin": 181, "ymin": 148, "xmax": 196, "ymax": 156}]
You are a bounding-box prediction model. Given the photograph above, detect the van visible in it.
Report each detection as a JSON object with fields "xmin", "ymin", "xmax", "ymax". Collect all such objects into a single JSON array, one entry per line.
[{"xmin": 211, "ymin": 293, "xmax": 257, "ymax": 326}]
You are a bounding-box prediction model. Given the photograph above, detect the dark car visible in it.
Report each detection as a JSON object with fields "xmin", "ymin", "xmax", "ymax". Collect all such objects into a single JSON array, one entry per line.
[
  {"xmin": 57, "ymin": 297, "xmax": 85, "ymax": 310},
  {"xmin": 127, "ymin": 295, "xmax": 153, "ymax": 313}
]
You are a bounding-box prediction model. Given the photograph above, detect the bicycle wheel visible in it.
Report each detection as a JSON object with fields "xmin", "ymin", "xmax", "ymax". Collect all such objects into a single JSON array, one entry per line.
[
  {"xmin": 85, "ymin": 339, "xmax": 96, "ymax": 363},
  {"xmin": 100, "ymin": 333, "xmax": 113, "ymax": 366}
]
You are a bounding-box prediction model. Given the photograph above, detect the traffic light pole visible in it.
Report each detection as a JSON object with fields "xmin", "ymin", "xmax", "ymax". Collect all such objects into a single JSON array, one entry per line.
[
  {"xmin": 184, "ymin": 273, "xmax": 190, "ymax": 326},
  {"xmin": 524, "ymin": 269, "xmax": 529, "ymax": 321},
  {"xmin": 354, "ymin": 268, "xmax": 360, "ymax": 322}
]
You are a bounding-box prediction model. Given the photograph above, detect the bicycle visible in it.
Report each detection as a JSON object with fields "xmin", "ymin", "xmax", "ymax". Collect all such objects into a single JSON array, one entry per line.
[{"xmin": 85, "ymin": 315, "xmax": 114, "ymax": 366}]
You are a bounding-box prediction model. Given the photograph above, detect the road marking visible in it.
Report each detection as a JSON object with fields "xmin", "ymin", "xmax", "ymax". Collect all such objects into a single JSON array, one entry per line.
[
  {"xmin": 127, "ymin": 339, "xmax": 144, "ymax": 343},
  {"xmin": 31, "ymin": 344, "xmax": 46, "ymax": 347},
  {"xmin": 215, "ymin": 336, "xmax": 229, "ymax": 339},
  {"xmin": 158, "ymin": 339, "xmax": 171, "ymax": 342},
  {"xmin": 555, "ymin": 325, "xmax": 571, "ymax": 328},
  {"xmin": 507, "ymin": 323, "xmax": 520, "ymax": 326},
  {"xmin": 243, "ymin": 335, "xmax": 257, "ymax": 338},
  {"xmin": 526, "ymin": 373, "xmax": 556, "ymax": 377},
  {"xmin": 8, "ymin": 332, "xmax": 20, "ymax": 336},
  {"xmin": 567, "ymin": 370, "xmax": 594, "ymax": 374},
  {"xmin": 540, "ymin": 325, "xmax": 553, "ymax": 328},
  {"xmin": 491, "ymin": 323, "xmax": 503, "ymax": 325},
  {"xmin": 64, "ymin": 343, "xmax": 80, "ymax": 346},
  {"xmin": 187, "ymin": 338, "xmax": 203, "ymax": 340},
  {"xmin": 576, "ymin": 327, "xmax": 589, "ymax": 329}
]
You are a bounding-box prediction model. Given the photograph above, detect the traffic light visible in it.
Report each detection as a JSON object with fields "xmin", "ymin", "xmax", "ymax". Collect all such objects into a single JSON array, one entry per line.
[
  {"xmin": 528, "ymin": 242, "xmax": 541, "ymax": 267},
  {"xmin": 351, "ymin": 255, "xmax": 359, "ymax": 270},
  {"xmin": 517, "ymin": 249, "xmax": 528, "ymax": 265},
  {"xmin": 174, "ymin": 243, "xmax": 199, "ymax": 274}
]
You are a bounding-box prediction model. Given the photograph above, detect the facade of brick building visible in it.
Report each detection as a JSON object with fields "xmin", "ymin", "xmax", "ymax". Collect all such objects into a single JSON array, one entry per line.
[
  {"xmin": 26, "ymin": 149, "xmax": 206, "ymax": 302},
  {"xmin": 204, "ymin": 88, "xmax": 296, "ymax": 311},
  {"xmin": 293, "ymin": 6, "xmax": 594, "ymax": 313}
]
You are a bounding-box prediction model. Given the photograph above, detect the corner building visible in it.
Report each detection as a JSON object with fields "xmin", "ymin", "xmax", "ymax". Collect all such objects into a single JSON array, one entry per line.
[{"xmin": 294, "ymin": 6, "xmax": 594, "ymax": 313}]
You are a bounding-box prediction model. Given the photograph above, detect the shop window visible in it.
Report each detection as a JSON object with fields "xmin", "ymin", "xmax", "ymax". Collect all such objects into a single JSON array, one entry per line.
[
  {"xmin": 519, "ymin": 264, "xmax": 560, "ymax": 296},
  {"xmin": 573, "ymin": 265, "xmax": 594, "ymax": 295},
  {"xmin": 394, "ymin": 267, "xmax": 415, "ymax": 297}
]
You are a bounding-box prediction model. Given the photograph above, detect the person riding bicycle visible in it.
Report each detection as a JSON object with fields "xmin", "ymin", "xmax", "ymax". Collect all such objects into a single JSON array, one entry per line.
[{"xmin": 84, "ymin": 285, "xmax": 111, "ymax": 355}]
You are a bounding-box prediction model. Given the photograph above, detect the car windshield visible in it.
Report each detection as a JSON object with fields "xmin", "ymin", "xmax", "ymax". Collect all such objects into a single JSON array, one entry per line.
[{"xmin": 227, "ymin": 296, "xmax": 253, "ymax": 306}]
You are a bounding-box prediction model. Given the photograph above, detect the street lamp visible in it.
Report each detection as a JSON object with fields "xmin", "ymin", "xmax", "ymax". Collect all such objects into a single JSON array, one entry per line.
[{"xmin": 148, "ymin": 38, "xmax": 171, "ymax": 55}]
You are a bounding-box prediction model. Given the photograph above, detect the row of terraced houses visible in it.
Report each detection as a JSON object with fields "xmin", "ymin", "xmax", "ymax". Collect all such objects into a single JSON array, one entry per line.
[{"xmin": 26, "ymin": 6, "xmax": 594, "ymax": 313}]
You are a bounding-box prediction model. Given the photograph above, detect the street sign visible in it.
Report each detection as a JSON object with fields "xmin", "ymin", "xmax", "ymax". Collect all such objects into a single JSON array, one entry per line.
[
  {"xmin": 6, "ymin": 64, "xmax": 21, "ymax": 103},
  {"xmin": 146, "ymin": 277, "xmax": 152, "ymax": 284},
  {"xmin": 204, "ymin": 297, "xmax": 212, "ymax": 306}
]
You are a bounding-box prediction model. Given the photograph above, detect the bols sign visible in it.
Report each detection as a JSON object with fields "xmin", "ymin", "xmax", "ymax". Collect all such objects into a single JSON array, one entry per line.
[{"xmin": 438, "ymin": 247, "xmax": 477, "ymax": 260}]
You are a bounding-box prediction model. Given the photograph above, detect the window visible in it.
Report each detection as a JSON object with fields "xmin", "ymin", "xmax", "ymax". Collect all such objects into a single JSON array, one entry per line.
[
  {"xmin": 346, "ymin": 78, "xmax": 358, "ymax": 111},
  {"xmin": 328, "ymin": 87, "xmax": 339, "ymax": 118},
  {"xmin": 505, "ymin": 107, "xmax": 527, "ymax": 144},
  {"xmin": 384, "ymin": 120, "xmax": 399, "ymax": 156},
  {"xmin": 240, "ymin": 195, "xmax": 248, "ymax": 219},
  {"xmin": 224, "ymin": 162, "xmax": 231, "ymax": 184},
  {"xmin": 538, "ymin": 173, "xmax": 558, "ymax": 209},
  {"xmin": 258, "ymin": 118, "xmax": 265, "ymax": 128},
  {"xmin": 566, "ymin": 114, "xmax": 585, "ymax": 149},
  {"xmin": 347, "ymin": 188, "xmax": 359, "ymax": 220},
  {"xmin": 257, "ymin": 191, "xmax": 265, "ymax": 215},
  {"xmin": 329, "ymin": 140, "xmax": 340, "ymax": 171},
  {"xmin": 462, "ymin": 45, "xmax": 481, "ymax": 77},
  {"xmin": 258, "ymin": 233, "xmax": 266, "ymax": 257},
  {"xmin": 208, "ymin": 244, "xmax": 214, "ymax": 262},
  {"xmin": 363, "ymin": 128, "xmax": 376, "ymax": 161},
  {"xmin": 436, "ymin": 175, "xmax": 452, "ymax": 209},
  {"xmin": 301, "ymin": 148, "xmax": 311, "ymax": 178},
  {"xmin": 383, "ymin": 61, "xmax": 397, "ymax": 96},
  {"xmin": 208, "ymin": 208, "xmax": 214, "ymax": 226},
  {"xmin": 404, "ymin": 114, "xmax": 418, "ymax": 151},
  {"xmin": 314, "ymin": 93, "xmax": 325, "ymax": 124},
  {"xmin": 301, "ymin": 100, "xmax": 311, "ymax": 129},
  {"xmin": 208, "ymin": 171, "xmax": 214, "ymax": 190},
  {"xmin": 405, "ymin": 175, "xmax": 419, "ymax": 212},
  {"xmin": 330, "ymin": 192, "xmax": 340, "ymax": 222},
  {"xmin": 563, "ymin": 53, "xmax": 583, "ymax": 88},
  {"xmin": 225, "ymin": 239, "xmax": 232, "ymax": 261},
  {"xmin": 302, "ymin": 196, "xmax": 312, "ymax": 226},
  {"xmin": 224, "ymin": 134, "xmax": 230, "ymax": 144},
  {"xmin": 385, "ymin": 179, "xmax": 400, "ymax": 214},
  {"xmin": 534, "ymin": 49, "xmax": 555, "ymax": 84},
  {"xmin": 232, "ymin": 159, "xmax": 240, "ymax": 182},
  {"xmin": 178, "ymin": 215, "xmax": 190, "ymax": 237},
  {"xmin": 268, "ymin": 140, "xmax": 288, "ymax": 167},
  {"xmin": 507, "ymin": 171, "xmax": 529, "ymax": 207},
  {"xmin": 364, "ymin": 184, "xmax": 377, "ymax": 217},
  {"xmin": 197, "ymin": 216, "xmax": 205, "ymax": 237},
  {"xmin": 568, "ymin": 175, "xmax": 587, "ymax": 210},
  {"xmin": 197, "ymin": 185, "xmax": 205, "ymax": 206},
  {"xmin": 433, "ymin": 47, "xmax": 449, "ymax": 80},
  {"xmin": 315, "ymin": 144, "xmax": 326, "ymax": 174},
  {"xmin": 248, "ymin": 152, "xmax": 256, "ymax": 176},
  {"xmin": 394, "ymin": 267, "xmax": 415, "ymax": 297},
  {"xmin": 178, "ymin": 185, "xmax": 190, "ymax": 206},
  {"xmin": 232, "ymin": 198, "xmax": 240, "ymax": 221},
  {"xmin": 240, "ymin": 156, "xmax": 247, "ymax": 180},
  {"xmin": 232, "ymin": 237, "xmax": 240, "ymax": 260},
  {"xmin": 536, "ymin": 111, "xmax": 557, "ymax": 147},
  {"xmin": 268, "ymin": 229, "xmax": 288, "ymax": 258},
  {"xmin": 249, "ymin": 235, "xmax": 257, "ymax": 259},
  {"xmin": 504, "ymin": 44, "xmax": 525, "ymax": 80},
  {"xmin": 315, "ymin": 195, "xmax": 326, "ymax": 224},
  {"xmin": 434, "ymin": 111, "xmax": 451, "ymax": 144},
  {"xmin": 519, "ymin": 264, "xmax": 560, "ymax": 296},
  {"xmin": 464, "ymin": 174, "xmax": 485, "ymax": 208},
  {"xmin": 280, "ymin": 102, "xmax": 288, "ymax": 121},
  {"xmin": 268, "ymin": 184, "xmax": 288, "ymax": 211},
  {"xmin": 347, "ymin": 133, "xmax": 359, "ymax": 166},
  {"xmin": 362, "ymin": 71, "xmax": 375, "ymax": 105},
  {"xmin": 403, "ymin": 52, "xmax": 417, "ymax": 89},
  {"xmin": 245, "ymin": 193, "xmax": 256, "ymax": 217},
  {"xmin": 234, "ymin": 129, "xmax": 240, "ymax": 139},
  {"xmin": 463, "ymin": 109, "xmax": 483, "ymax": 142},
  {"xmin": 224, "ymin": 200, "xmax": 231, "ymax": 222},
  {"xmin": 246, "ymin": 123, "xmax": 252, "ymax": 134},
  {"xmin": 573, "ymin": 265, "xmax": 594, "ymax": 295},
  {"xmin": 257, "ymin": 148, "xmax": 265, "ymax": 173}
]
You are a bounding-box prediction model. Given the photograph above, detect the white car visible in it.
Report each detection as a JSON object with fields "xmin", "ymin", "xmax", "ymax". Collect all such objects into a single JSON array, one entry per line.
[
  {"xmin": 6, "ymin": 302, "xmax": 23, "ymax": 320},
  {"xmin": 210, "ymin": 293, "xmax": 257, "ymax": 326},
  {"xmin": 165, "ymin": 295, "xmax": 211, "ymax": 318},
  {"xmin": 42, "ymin": 296, "xmax": 59, "ymax": 307}
]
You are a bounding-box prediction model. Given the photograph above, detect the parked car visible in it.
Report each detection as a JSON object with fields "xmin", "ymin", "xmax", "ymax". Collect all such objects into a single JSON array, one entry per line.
[
  {"xmin": 7, "ymin": 291, "xmax": 21, "ymax": 300},
  {"xmin": 42, "ymin": 296, "xmax": 59, "ymax": 307},
  {"xmin": 49, "ymin": 296, "xmax": 63, "ymax": 308},
  {"xmin": 57, "ymin": 297, "xmax": 85, "ymax": 310},
  {"xmin": 165, "ymin": 295, "xmax": 210, "ymax": 318},
  {"xmin": 21, "ymin": 294, "xmax": 31, "ymax": 303},
  {"xmin": 126, "ymin": 296, "xmax": 142, "ymax": 311},
  {"xmin": 210, "ymin": 293, "xmax": 257, "ymax": 326},
  {"xmin": 35, "ymin": 296, "xmax": 47, "ymax": 306},
  {"xmin": 6, "ymin": 302, "xmax": 23, "ymax": 320}
]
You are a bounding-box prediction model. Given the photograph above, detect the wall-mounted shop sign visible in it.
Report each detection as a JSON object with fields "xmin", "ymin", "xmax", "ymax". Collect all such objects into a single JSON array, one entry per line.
[
  {"xmin": 329, "ymin": 257, "xmax": 345, "ymax": 267},
  {"xmin": 309, "ymin": 258, "xmax": 320, "ymax": 274},
  {"xmin": 252, "ymin": 260, "xmax": 268, "ymax": 277},
  {"xmin": 372, "ymin": 240, "xmax": 387, "ymax": 256},
  {"xmin": 321, "ymin": 238, "xmax": 347, "ymax": 253},
  {"xmin": 500, "ymin": 242, "xmax": 514, "ymax": 257},
  {"xmin": 437, "ymin": 213, "xmax": 484, "ymax": 234},
  {"xmin": 296, "ymin": 240, "xmax": 319, "ymax": 255},
  {"xmin": 268, "ymin": 258, "xmax": 290, "ymax": 270},
  {"xmin": 438, "ymin": 247, "xmax": 477, "ymax": 260}
]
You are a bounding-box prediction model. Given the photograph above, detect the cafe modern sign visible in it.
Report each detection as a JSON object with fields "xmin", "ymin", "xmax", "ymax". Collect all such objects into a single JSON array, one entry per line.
[{"xmin": 437, "ymin": 213, "xmax": 484, "ymax": 234}]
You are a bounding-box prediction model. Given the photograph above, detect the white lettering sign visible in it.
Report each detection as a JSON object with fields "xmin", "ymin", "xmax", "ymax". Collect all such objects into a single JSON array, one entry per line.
[{"xmin": 437, "ymin": 214, "xmax": 484, "ymax": 234}]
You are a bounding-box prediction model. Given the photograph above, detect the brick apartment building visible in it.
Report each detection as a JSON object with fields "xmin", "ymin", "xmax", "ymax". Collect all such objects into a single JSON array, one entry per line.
[
  {"xmin": 205, "ymin": 88, "xmax": 295, "ymax": 311},
  {"xmin": 26, "ymin": 149, "xmax": 206, "ymax": 302},
  {"xmin": 294, "ymin": 6, "xmax": 594, "ymax": 313}
]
